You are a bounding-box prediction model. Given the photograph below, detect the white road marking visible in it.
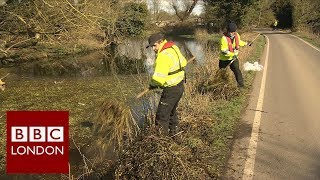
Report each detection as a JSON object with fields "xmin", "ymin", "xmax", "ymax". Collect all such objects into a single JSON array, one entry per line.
[
  {"xmin": 290, "ymin": 34, "xmax": 320, "ymax": 52},
  {"xmin": 242, "ymin": 36, "xmax": 270, "ymax": 180}
]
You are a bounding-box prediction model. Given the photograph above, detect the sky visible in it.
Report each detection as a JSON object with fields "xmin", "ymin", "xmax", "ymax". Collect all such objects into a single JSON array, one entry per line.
[
  {"xmin": 147, "ymin": 0, "xmax": 204, "ymax": 15},
  {"xmin": 192, "ymin": 2, "xmax": 204, "ymax": 15},
  {"xmin": 0, "ymin": 0, "xmax": 204, "ymax": 15},
  {"xmin": 0, "ymin": 0, "xmax": 6, "ymax": 6}
]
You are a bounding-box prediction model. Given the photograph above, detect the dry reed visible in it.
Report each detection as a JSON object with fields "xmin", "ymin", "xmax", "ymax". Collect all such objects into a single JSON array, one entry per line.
[
  {"xmin": 91, "ymin": 100, "xmax": 139, "ymax": 153},
  {"xmin": 115, "ymin": 130, "xmax": 207, "ymax": 180}
]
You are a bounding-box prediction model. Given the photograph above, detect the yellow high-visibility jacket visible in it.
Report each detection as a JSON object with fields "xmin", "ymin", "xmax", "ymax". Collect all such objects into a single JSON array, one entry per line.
[
  {"xmin": 150, "ymin": 40, "xmax": 187, "ymax": 88},
  {"xmin": 220, "ymin": 33, "xmax": 247, "ymax": 60}
]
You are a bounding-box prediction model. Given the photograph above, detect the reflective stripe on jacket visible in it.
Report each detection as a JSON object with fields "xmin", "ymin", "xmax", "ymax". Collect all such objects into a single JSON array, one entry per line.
[
  {"xmin": 150, "ymin": 40, "xmax": 187, "ymax": 88},
  {"xmin": 219, "ymin": 32, "xmax": 247, "ymax": 60}
]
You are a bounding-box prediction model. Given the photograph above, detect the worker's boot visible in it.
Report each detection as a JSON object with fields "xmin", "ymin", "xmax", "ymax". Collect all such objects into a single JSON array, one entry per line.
[
  {"xmin": 169, "ymin": 125, "xmax": 183, "ymax": 143},
  {"xmin": 156, "ymin": 120, "xmax": 169, "ymax": 136},
  {"xmin": 169, "ymin": 125, "xmax": 178, "ymax": 137}
]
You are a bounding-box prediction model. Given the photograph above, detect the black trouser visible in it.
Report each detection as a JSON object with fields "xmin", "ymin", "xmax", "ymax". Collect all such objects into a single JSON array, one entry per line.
[
  {"xmin": 156, "ymin": 81, "xmax": 184, "ymax": 136},
  {"xmin": 219, "ymin": 58, "xmax": 244, "ymax": 87}
]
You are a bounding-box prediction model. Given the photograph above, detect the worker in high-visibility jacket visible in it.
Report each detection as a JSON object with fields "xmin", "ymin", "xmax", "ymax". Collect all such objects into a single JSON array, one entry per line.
[
  {"xmin": 273, "ymin": 19, "xmax": 278, "ymax": 31},
  {"xmin": 219, "ymin": 22, "xmax": 249, "ymax": 88},
  {"xmin": 146, "ymin": 33, "xmax": 187, "ymax": 136}
]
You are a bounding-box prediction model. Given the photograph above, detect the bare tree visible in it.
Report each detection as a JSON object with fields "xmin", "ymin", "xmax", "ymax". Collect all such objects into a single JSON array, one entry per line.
[
  {"xmin": 0, "ymin": 0, "xmax": 129, "ymax": 51},
  {"xmin": 149, "ymin": 0, "xmax": 161, "ymax": 21},
  {"xmin": 170, "ymin": 0, "xmax": 199, "ymax": 22}
]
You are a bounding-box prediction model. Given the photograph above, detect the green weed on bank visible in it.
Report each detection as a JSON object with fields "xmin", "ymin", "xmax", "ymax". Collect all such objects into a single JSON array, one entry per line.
[
  {"xmin": 293, "ymin": 31, "xmax": 320, "ymax": 48},
  {"xmin": 207, "ymin": 35, "xmax": 266, "ymax": 177}
]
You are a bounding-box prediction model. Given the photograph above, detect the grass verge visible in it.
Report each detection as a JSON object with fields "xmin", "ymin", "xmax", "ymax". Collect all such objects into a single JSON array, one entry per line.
[
  {"xmin": 208, "ymin": 34, "xmax": 266, "ymax": 177},
  {"xmin": 292, "ymin": 31, "xmax": 320, "ymax": 48}
]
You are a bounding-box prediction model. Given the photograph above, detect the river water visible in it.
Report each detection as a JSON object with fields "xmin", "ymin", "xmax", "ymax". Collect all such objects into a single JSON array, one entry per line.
[{"xmin": 0, "ymin": 36, "xmax": 219, "ymax": 179}]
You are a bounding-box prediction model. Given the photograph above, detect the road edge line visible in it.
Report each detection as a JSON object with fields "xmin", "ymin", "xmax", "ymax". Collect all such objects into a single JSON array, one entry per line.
[{"xmin": 242, "ymin": 35, "xmax": 270, "ymax": 180}]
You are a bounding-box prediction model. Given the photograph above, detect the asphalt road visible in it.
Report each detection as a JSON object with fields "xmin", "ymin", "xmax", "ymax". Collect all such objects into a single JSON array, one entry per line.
[{"xmin": 225, "ymin": 31, "xmax": 320, "ymax": 180}]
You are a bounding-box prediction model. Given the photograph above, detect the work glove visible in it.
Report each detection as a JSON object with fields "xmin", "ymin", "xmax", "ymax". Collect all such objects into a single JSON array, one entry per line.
[
  {"xmin": 233, "ymin": 50, "xmax": 238, "ymax": 59},
  {"xmin": 234, "ymin": 50, "xmax": 239, "ymax": 56},
  {"xmin": 223, "ymin": 50, "xmax": 231, "ymax": 56}
]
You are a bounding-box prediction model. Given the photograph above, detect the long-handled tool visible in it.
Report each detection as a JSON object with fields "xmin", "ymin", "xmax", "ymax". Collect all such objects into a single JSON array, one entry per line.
[
  {"xmin": 216, "ymin": 56, "xmax": 236, "ymax": 74},
  {"xmin": 1, "ymin": 73, "xmax": 10, "ymax": 79},
  {"xmin": 136, "ymin": 56, "xmax": 196, "ymax": 99},
  {"xmin": 248, "ymin": 33, "xmax": 261, "ymax": 46},
  {"xmin": 136, "ymin": 88, "xmax": 150, "ymax": 99}
]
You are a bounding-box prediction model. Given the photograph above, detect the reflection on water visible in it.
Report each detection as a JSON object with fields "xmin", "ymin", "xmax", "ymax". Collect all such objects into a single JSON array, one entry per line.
[
  {"xmin": 17, "ymin": 37, "xmax": 213, "ymax": 77},
  {"xmin": 118, "ymin": 39, "xmax": 148, "ymax": 60},
  {"xmin": 184, "ymin": 41, "xmax": 205, "ymax": 64},
  {"xmin": 130, "ymin": 91, "xmax": 161, "ymax": 126}
]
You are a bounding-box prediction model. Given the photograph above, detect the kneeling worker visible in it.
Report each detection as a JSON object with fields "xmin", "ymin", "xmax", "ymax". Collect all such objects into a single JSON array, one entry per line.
[{"xmin": 146, "ymin": 33, "xmax": 187, "ymax": 136}]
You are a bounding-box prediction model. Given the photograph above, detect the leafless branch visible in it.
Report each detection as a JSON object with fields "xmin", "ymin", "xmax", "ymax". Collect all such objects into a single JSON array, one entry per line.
[{"xmin": 171, "ymin": 0, "xmax": 199, "ymax": 22}]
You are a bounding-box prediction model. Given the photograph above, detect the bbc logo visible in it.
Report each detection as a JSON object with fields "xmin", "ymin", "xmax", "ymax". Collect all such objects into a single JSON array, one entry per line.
[
  {"xmin": 11, "ymin": 126, "xmax": 64, "ymax": 142},
  {"xmin": 7, "ymin": 111, "xmax": 69, "ymax": 174}
]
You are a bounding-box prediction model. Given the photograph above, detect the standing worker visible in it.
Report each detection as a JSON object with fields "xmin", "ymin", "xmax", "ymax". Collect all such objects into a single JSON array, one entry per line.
[
  {"xmin": 273, "ymin": 19, "xmax": 278, "ymax": 31},
  {"xmin": 145, "ymin": 33, "xmax": 187, "ymax": 136},
  {"xmin": 219, "ymin": 22, "xmax": 249, "ymax": 88}
]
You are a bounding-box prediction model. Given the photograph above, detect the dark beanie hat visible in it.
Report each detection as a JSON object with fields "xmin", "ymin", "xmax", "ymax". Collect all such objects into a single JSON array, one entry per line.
[
  {"xmin": 146, "ymin": 33, "xmax": 164, "ymax": 48},
  {"xmin": 227, "ymin": 23, "xmax": 237, "ymax": 32}
]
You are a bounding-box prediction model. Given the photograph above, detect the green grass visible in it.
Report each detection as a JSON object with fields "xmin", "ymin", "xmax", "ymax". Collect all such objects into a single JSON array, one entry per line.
[
  {"xmin": 0, "ymin": 73, "xmax": 147, "ymax": 177},
  {"xmin": 208, "ymin": 35, "xmax": 266, "ymax": 177},
  {"xmin": 209, "ymin": 34, "xmax": 222, "ymax": 42},
  {"xmin": 292, "ymin": 32, "xmax": 320, "ymax": 48}
]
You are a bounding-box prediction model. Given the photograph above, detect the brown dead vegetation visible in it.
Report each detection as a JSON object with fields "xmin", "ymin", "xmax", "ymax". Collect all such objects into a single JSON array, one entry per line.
[{"xmin": 63, "ymin": 32, "xmax": 258, "ymax": 179}]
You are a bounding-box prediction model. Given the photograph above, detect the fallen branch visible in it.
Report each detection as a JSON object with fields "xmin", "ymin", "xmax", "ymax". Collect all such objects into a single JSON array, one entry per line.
[{"xmin": 2, "ymin": 37, "xmax": 36, "ymax": 54}]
